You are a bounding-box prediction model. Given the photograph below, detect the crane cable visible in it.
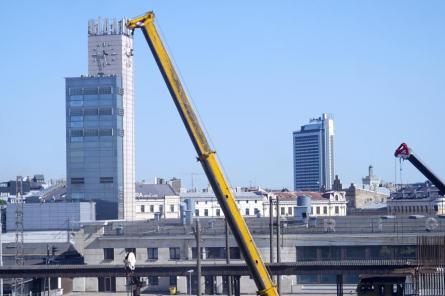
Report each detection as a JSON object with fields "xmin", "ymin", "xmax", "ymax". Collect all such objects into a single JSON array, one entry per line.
[{"xmin": 155, "ymin": 16, "xmax": 236, "ymax": 189}]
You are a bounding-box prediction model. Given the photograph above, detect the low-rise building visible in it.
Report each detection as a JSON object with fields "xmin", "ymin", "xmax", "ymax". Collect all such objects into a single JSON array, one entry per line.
[
  {"xmin": 6, "ymin": 202, "xmax": 96, "ymax": 231},
  {"xmin": 268, "ymin": 191, "xmax": 348, "ymax": 217},
  {"xmin": 135, "ymin": 183, "xmax": 180, "ymax": 220},
  {"xmin": 181, "ymin": 189, "xmax": 265, "ymax": 218},
  {"xmin": 345, "ymin": 183, "xmax": 389, "ymax": 210},
  {"xmin": 387, "ymin": 182, "xmax": 445, "ymax": 215}
]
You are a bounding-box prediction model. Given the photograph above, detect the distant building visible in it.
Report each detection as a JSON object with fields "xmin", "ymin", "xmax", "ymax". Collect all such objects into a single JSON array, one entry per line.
[
  {"xmin": 0, "ymin": 175, "xmax": 44, "ymax": 199},
  {"xmin": 387, "ymin": 182, "xmax": 445, "ymax": 215},
  {"xmin": 345, "ymin": 183, "xmax": 389, "ymax": 210},
  {"xmin": 153, "ymin": 177, "xmax": 182, "ymax": 194},
  {"xmin": 343, "ymin": 167, "xmax": 389, "ymax": 213},
  {"xmin": 268, "ymin": 191, "xmax": 347, "ymax": 217},
  {"xmin": 293, "ymin": 113, "xmax": 334, "ymax": 191},
  {"xmin": 66, "ymin": 18, "xmax": 135, "ymax": 220},
  {"xmin": 181, "ymin": 189, "xmax": 265, "ymax": 218},
  {"xmin": 6, "ymin": 202, "xmax": 95, "ymax": 231},
  {"xmin": 362, "ymin": 165, "xmax": 381, "ymax": 190},
  {"xmin": 135, "ymin": 183, "xmax": 180, "ymax": 220}
]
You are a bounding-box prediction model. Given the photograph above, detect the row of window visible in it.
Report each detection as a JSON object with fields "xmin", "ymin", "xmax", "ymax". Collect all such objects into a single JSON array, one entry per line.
[
  {"xmin": 71, "ymin": 177, "xmax": 114, "ymax": 184},
  {"xmin": 312, "ymin": 205, "xmax": 341, "ymax": 215},
  {"xmin": 69, "ymin": 86, "xmax": 114, "ymax": 96},
  {"xmin": 70, "ymin": 107, "xmax": 117, "ymax": 116},
  {"xmin": 194, "ymin": 208, "xmax": 261, "ymax": 217},
  {"xmin": 98, "ymin": 275, "xmax": 177, "ymax": 291},
  {"xmin": 103, "ymin": 246, "xmax": 241, "ymax": 261},
  {"xmin": 140, "ymin": 204, "xmax": 175, "ymax": 213},
  {"xmin": 389, "ymin": 205, "xmax": 438, "ymax": 214},
  {"xmin": 70, "ymin": 128, "xmax": 115, "ymax": 137},
  {"xmin": 196, "ymin": 200, "xmax": 259, "ymax": 205}
]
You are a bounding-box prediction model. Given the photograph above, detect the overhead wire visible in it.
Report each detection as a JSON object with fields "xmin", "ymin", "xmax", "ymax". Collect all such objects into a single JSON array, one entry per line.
[{"xmin": 154, "ymin": 16, "xmax": 236, "ymax": 190}]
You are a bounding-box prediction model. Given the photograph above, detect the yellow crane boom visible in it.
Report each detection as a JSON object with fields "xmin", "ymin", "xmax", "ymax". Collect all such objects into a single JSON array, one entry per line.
[{"xmin": 127, "ymin": 11, "xmax": 278, "ymax": 296}]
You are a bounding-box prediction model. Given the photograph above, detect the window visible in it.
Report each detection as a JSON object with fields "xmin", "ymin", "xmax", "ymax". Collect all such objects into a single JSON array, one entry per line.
[
  {"xmin": 159, "ymin": 205, "xmax": 163, "ymax": 214},
  {"xmin": 170, "ymin": 247, "xmax": 180, "ymax": 260},
  {"xmin": 147, "ymin": 248, "xmax": 158, "ymax": 260},
  {"xmin": 99, "ymin": 107, "xmax": 113, "ymax": 115},
  {"xmin": 125, "ymin": 248, "xmax": 136, "ymax": 256},
  {"xmin": 280, "ymin": 207, "xmax": 285, "ymax": 215},
  {"xmin": 148, "ymin": 276, "xmax": 159, "ymax": 286},
  {"xmin": 206, "ymin": 247, "xmax": 226, "ymax": 259},
  {"xmin": 84, "ymin": 128, "xmax": 98, "ymax": 137},
  {"xmin": 99, "ymin": 128, "xmax": 113, "ymax": 136},
  {"xmin": 150, "ymin": 205, "xmax": 154, "ymax": 213},
  {"xmin": 141, "ymin": 205, "xmax": 145, "ymax": 213},
  {"xmin": 255, "ymin": 200, "xmax": 258, "ymax": 204},
  {"xmin": 70, "ymin": 115, "xmax": 83, "ymax": 122},
  {"xmin": 170, "ymin": 276, "xmax": 177, "ymax": 286},
  {"xmin": 99, "ymin": 86, "xmax": 112, "ymax": 94},
  {"xmin": 245, "ymin": 208, "xmax": 250, "ymax": 216},
  {"xmin": 434, "ymin": 205, "xmax": 439, "ymax": 212},
  {"xmin": 170, "ymin": 204, "xmax": 175, "ymax": 212},
  {"xmin": 100, "ymin": 177, "xmax": 113, "ymax": 184},
  {"xmin": 71, "ymin": 177, "xmax": 84, "ymax": 184},
  {"xmin": 316, "ymin": 207, "xmax": 320, "ymax": 214},
  {"xmin": 216, "ymin": 209, "xmax": 221, "ymax": 216},
  {"xmin": 229, "ymin": 247, "xmax": 241, "ymax": 259},
  {"xmin": 335, "ymin": 206, "xmax": 339, "ymax": 214},
  {"xmin": 195, "ymin": 209, "xmax": 199, "ymax": 216},
  {"xmin": 84, "ymin": 108, "xmax": 98, "ymax": 115},
  {"xmin": 103, "ymin": 248, "xmax": 114, "ymax": 260},
  {"xmin": 70, "ymin": 129, "xmax": 84, "ymax": 137},
  {"xmin": 192, "ymin": 247, "xmax": 204, "ymax": 259},
  {"xmin": 288, "ymin": 207, "xmax": 292, "ymax": 215},
  {"xmin": 323, "ymin": 207, "xmax": 328, "ymax": 214},
  {"xmin": 204, "ymin": 209, "xmax": 209, "ymax": 216},
  {"xmin": 98, "ymin": 277, "xmax": 116, "ymax": 292}
]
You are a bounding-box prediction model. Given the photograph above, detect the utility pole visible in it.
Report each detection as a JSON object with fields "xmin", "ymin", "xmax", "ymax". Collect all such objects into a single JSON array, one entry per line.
[
  {"xmin": 269, "ymin": 196, "xmax": 274, "ymax": 264},
  {"xmin": 276, "ymin": 197, "xmax": 281, "ymax": 294},
  {"xmin": 225, "ymin": 220, "xmax": 232, "ymax": 296},
  {"xmin": 193, "ymin": 219, "xmax": 202, "ymax": 296}
]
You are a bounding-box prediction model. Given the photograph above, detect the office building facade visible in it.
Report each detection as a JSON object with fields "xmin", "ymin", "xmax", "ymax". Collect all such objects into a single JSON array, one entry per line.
[
  {"xmin": 293, "ymin": 113, "xmax": 334, "ymax": 191},
  {"xmin": 66, "ymin": 18, "xmax": 135, "ymax": 220}
]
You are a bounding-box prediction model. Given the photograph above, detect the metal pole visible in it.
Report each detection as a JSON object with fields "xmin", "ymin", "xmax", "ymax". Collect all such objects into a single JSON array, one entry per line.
[
  {"xmin": 194, "ymin": 220, "xmax": 202, "ymax": 296},
  {"xmin": 189, "ymin": 272, "xmax": 192, "ymax": 296},
  {"xmin": 0, "ymin": 221, "xmax": 2, "ymax": 296},
  {"xmin": 276, "ymin": 197, "xmax": 281, "ymax": 294},
  {"xmin": 269, "ymin": 197, "xmax": 274, "ymax": 264},
  {"xmin": 225, "ymin": 220, "xmax": 232, "ymax": 296}
]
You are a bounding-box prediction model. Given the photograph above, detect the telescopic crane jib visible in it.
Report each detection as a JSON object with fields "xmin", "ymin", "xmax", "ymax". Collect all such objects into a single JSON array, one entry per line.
[
  {"xmin": 394, "ymin": 143, "xmax": 445, "ymax": 195},
  {"xmin": 127, "ymin": 11, "xmax": 279, "ymax": 296}
]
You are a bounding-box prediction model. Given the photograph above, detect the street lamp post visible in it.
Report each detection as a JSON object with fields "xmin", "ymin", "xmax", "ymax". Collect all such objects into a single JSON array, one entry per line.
[{"xmin": 186, "ymin": 269, "xmax": 194, "ymax": 296}]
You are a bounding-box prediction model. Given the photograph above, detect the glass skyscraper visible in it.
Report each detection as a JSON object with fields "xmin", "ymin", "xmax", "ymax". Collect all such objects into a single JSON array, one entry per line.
[
  {"xmin": 293, "ymin": 113, "xmax": 335, "ymax": 192},
  {"xmin": 66, "ymin": 76, "xmax": 124, "ymax": 220},
  {"xmin": 66, "ymin": 18, "xmax": 135, "ymax": 220}
]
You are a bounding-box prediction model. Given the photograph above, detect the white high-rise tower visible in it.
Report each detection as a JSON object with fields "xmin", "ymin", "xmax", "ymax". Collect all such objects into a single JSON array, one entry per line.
[
  {"xmin": 293, "ymin": 113, "xmax": 335, "ymax": 191},
  {"xmin": 87, "ymin": 18, "xmax": 135, "ymax": 220}
]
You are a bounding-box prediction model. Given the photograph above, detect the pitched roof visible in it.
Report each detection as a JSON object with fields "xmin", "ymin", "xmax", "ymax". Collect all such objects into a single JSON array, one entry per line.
[{"xmin": 135, "ymin": 183, "xmax": 177, "ymax": 198}]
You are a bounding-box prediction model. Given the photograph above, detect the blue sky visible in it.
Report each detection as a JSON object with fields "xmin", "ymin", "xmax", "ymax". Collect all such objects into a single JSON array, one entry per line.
[{"xmin": 0, "ymin": 1, "xmax": 444, "ymax": 189}]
